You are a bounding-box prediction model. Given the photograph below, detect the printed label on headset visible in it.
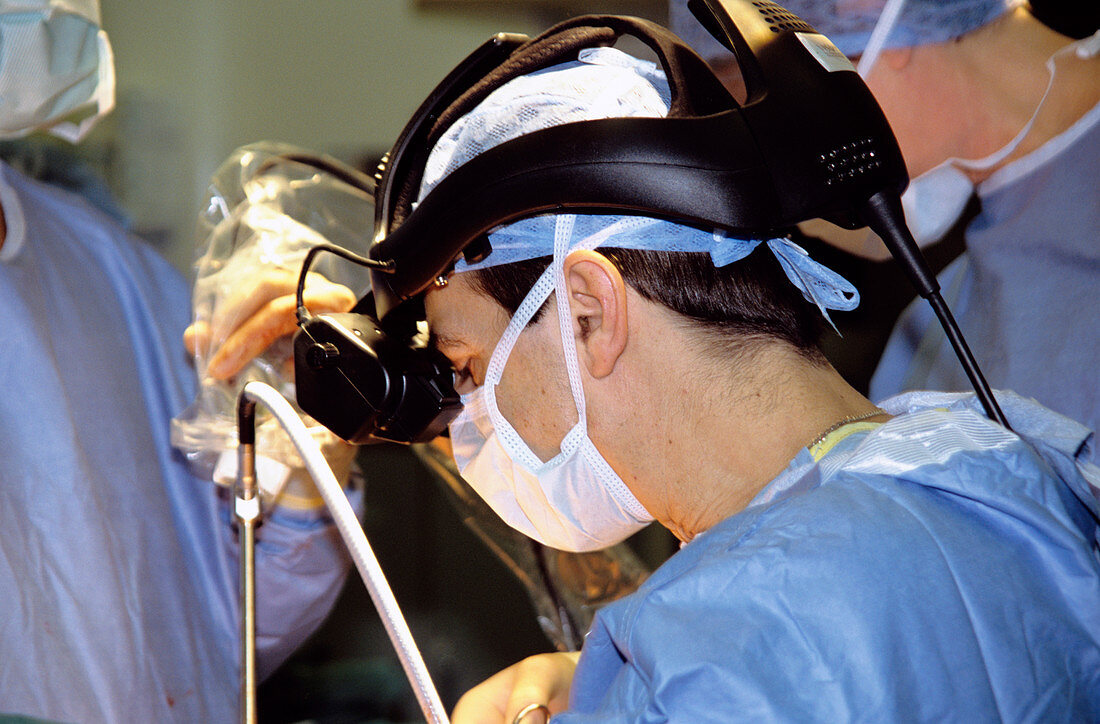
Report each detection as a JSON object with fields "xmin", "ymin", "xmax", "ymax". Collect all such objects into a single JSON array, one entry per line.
[{"xmin": 796, "ymin": 33, "xmax": 856, "ymax": 74}]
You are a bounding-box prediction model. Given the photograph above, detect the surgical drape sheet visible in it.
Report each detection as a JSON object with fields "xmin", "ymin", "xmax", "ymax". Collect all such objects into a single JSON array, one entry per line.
[
  {"xmin": 0, "ymin": 162, "xmax": 351, "ymax": 722},
  {"xmin": 561, "ymin": 391, "xmax": 1100, "ymax": 722}
]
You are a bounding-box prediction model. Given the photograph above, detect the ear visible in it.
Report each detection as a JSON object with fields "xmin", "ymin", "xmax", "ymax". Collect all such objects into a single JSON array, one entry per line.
[{"xmin": 562, "ymin": 249, "xmax": 628, "ymax": 379}]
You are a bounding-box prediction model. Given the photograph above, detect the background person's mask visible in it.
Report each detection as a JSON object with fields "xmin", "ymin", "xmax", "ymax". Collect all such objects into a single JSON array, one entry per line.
[{"xmin": 0, "ymin": 0, "xmax": 115, "ymax": 142}]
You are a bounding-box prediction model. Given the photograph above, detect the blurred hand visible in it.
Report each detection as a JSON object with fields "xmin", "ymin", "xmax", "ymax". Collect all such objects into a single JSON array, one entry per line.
[
  {"xmin": 452, "ymin": 652, "xmax": 580, "ymax": 724},
  {"xmin": 183, "ymin": 269, "xmax": 356, "ymax": 380}
]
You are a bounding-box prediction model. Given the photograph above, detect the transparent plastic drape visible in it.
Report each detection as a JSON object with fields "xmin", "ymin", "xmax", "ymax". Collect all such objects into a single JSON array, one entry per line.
[{"xmin": 170, "ymin": 141, "xmax": 373, "ymax": 492}]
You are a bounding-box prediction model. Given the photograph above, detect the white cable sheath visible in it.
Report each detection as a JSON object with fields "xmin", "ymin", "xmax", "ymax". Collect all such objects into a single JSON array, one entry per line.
[{"xmin": 241, "ymin": 381, "xmax": 450, "ymax": 724}]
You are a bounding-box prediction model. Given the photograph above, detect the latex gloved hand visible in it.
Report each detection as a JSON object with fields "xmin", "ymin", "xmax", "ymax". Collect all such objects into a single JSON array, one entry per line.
[
  {"xmin": 451, "ymin": 652, "xmax": 579, "ymax": 724},
  {"xmin": 176, "ymin": 267, "xmax": 359, "ymax": 508},
  {"xmin": 184, "ymin": 268, "xmax": 355, "ymax": 381}
]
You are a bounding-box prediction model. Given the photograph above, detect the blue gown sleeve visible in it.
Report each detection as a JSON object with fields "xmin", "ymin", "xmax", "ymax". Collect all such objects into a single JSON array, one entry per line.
[{"xmin": 238, "ymin": 490, "xmax": 360, "ymax": 678}]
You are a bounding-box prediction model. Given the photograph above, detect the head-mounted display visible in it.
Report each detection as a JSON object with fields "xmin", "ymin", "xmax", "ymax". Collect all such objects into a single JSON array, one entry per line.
[
  {"xmin": 293, "ymin": 0, "xmax": 1009, "ymax": 444},
  {"xmin": 367, "ymin": 0, "xmax": 908, "ymax": 321}
]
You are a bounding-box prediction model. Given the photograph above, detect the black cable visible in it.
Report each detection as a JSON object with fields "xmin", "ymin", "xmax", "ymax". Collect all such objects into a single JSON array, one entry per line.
[
  {"xmin": 861, "ymin": 191, "xmax": 1012, "ymax": 430},
  {"xmin": 925, "ymin": 291, "xmax": 1010, "ymax": 428},
  {"xmin": 531, "ymin": 540, "xmax": 581, "ymax": 652},
  {"xmin": 295, "ymin": 243, "xmax": 394, "ymax": 325},
  {"xmin": 254, "ymin": 152, "xmax": 377, "ymax": 197},
  {"xmin": 235, "ymin": 150, "xmax": 394, "ymax": 327}
]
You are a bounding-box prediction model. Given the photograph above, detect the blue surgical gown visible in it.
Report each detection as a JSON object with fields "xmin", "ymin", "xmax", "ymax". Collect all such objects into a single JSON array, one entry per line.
[
  {"xmin": 871, "ymin": 99, "xmax": 1100, "ymax": 451},
  {"xmin": 0, "ymin": 162, "xmax": 352, "ymax": 721},
  {"xmin": 559, "ymin": 391, "xmax": 1100, "ymax": 722}
]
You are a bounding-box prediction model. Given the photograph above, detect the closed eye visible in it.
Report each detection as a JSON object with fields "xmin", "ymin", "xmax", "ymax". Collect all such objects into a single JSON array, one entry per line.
[
  {"xmin": 430, "ymin": 330, "xmax": 483, "ymax": 393},
  {"xmin": 453, "ymin": 366, "xmax": 473, "ymax": 392}
]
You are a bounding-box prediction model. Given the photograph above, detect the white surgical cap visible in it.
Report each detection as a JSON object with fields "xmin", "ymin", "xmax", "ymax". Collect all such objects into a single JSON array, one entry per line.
[
  {"xmin": 670, "ymin": 0, "xmax": 1014, "ymax": 60},
  {"xmin": 417, "ymin": 45, "xmax": 859, "ymax": 325}
]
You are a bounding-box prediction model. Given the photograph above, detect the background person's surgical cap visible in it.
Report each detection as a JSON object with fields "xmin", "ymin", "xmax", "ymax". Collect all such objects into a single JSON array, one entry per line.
[{"xmin": 669, "ymin": 0, "xmax": 1014, "ymax": 60}]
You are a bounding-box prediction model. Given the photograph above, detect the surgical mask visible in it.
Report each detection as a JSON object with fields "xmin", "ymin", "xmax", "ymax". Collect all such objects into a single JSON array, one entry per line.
[
  {"xmin": 0, "ymin": 0, "xmax": 115, "ymax": 142},
  {"xmin": 896, "ymin": 162, "xmax": 975, "ymax": 246},
  {"xmin": 448, "ymin": 216, "xmax": 654, "ymax": 552}
]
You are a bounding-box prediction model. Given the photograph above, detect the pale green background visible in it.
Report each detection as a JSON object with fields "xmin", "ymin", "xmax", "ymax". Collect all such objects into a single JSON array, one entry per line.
[{"xmin": 90, "ymin": 1, "xmax": 663, "ymax": 272}]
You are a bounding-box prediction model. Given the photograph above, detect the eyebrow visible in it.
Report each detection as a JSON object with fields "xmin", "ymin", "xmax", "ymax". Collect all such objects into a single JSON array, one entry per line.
[{"xmin": 429, "ymin": 330, "xmax": 466, "ymax": 353}]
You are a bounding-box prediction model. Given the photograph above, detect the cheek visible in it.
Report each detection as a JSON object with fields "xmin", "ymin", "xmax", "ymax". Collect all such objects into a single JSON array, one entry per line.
[{"xmin": 494, "ymin": 321, "xmax": 578, "ymax": 462}]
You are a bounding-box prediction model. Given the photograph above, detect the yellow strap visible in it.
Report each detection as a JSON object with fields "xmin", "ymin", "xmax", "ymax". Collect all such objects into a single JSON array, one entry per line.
[{"xmin": 809, "ymin": 421, "xmax": 884, "ymax": 462}]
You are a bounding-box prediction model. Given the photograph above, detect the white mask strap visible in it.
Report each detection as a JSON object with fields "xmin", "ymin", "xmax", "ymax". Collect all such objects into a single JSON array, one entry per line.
[
  {"xmin": 951, "ymin": 35, "xmax": 1083, "ymax": 174},
  {"xmin": 553, "ymin": 215, "xmax": 585, "ymax": 420},
  {"xmin": 856, "ymin": 0, "xmax": 907, "ymax": 78},
  {"xmin": 1075, "ymin": 29, "xmax": 1100, "ymax": 60},
  {"xmin": 553, "ymin": 215, "xmax": 660, "ymax": 421},
  {"xmin": 857, "ymin": 0, "xmax": 1027, "ymax": 79},
  {"xmin": 484, "ymin": 265, "xmax": 555, "ymax": 385},
  {"xmin": 485, "ymin": 214, "xmax": 659, "ymax": 403}
]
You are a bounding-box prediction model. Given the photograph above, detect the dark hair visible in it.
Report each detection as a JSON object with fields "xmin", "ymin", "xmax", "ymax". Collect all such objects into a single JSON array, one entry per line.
[
  {"xmin": 1027, "ymin": 0, "xmax": 1100, "ymax": 39},
  {"xmin": 468, "ymin": 244, "xmax": 827, "ymax": 363}
]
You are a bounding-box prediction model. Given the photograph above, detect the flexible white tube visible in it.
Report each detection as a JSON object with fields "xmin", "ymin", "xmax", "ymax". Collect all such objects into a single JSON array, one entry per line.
[{"xmin": 242, "ymin": 381, "xmax": 450, "ymax": 724}]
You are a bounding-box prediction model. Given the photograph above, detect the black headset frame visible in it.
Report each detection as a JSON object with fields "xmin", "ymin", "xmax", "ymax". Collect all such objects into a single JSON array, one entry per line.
[{"xmin": 367, "ymin": 2, "xmax": 908, "ymax": 321}]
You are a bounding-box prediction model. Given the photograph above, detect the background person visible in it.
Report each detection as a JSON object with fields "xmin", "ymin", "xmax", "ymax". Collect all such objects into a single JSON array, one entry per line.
[
  {"xmin": 0, "ymin": 2, "xmax": 356, "ymax": 720},
  {"xmin": 671, "ymin": 0, "xmax": 1100, "ymax": 442}
]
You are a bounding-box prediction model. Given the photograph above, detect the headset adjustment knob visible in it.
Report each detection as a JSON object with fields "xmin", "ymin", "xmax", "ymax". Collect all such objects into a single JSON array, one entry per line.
[{"xmin": 306, "ymin": 342, "xmax": 341, "ymax": 369}]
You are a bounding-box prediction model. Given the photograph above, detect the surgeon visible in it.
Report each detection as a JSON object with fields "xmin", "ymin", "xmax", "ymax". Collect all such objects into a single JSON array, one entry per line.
[
  {"xmin": 0, "ymin": 2, "xmax": 356, "ymax": 720},
  {"xmin": 383, "ymin": 25, "xmax": 1100, "ymax": 723},
  {"xmin": 672, "ymin": 0, "xmax": 1100, "ymax": 447}
]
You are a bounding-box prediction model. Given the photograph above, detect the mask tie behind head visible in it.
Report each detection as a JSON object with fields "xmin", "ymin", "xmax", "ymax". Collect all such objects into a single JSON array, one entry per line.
[{"xmin": 711, "ymin": 233, "xmax": 859, "ymax": 333}]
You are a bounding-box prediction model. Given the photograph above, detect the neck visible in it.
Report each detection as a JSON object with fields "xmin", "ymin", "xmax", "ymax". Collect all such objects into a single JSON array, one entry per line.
[
  {"xmin": 955, "ymin": 7, "xmax": 1100, "ymax": 178},
  {"xmin": 871, "ymin": 6, "xmax": 1100, "ymax": 180},
  {"xmin": 595, "ymin": 326, "xmax": 881, "ymax": 543}
]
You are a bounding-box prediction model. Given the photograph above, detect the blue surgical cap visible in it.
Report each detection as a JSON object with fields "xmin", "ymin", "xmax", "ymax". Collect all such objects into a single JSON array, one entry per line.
[
  {"xmin": 669, "ymin": 0, "xmax": 1014, "ymax": 59},
  {"xmin": 418, "ymin": 45, "xmax": 859, "ymax": 325}
]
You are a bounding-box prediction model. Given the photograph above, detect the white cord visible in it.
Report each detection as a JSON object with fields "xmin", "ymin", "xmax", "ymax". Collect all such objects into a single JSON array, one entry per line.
[
  {"xmin": 241, "ymin": 381, "xmax": 450, "ymax": 724},
  {"xmin": 856, "ymin": 0, "xmax": 907, "ymax": 78}
]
